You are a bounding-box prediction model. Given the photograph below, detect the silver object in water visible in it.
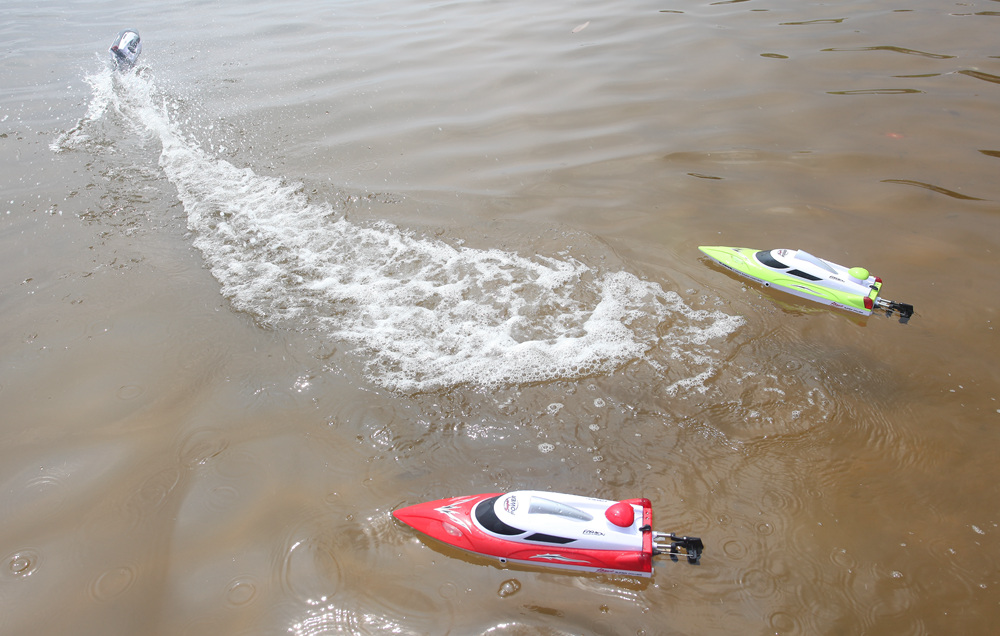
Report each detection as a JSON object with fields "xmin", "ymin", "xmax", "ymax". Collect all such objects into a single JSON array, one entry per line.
[{"xmin": 109, "ymin": 29, "xmax": 141, "ymax": 70}]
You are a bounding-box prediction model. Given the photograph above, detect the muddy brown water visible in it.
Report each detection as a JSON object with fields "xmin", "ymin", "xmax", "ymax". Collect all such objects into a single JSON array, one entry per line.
[{"xmin": 2, "ymin": 1, "xmax": 999, "ymax": 634}]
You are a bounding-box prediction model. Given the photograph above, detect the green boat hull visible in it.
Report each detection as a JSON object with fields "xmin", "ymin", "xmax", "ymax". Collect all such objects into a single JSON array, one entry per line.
[{"xmin": 698, "ymin": 246, "xmax": 881, "ymax": 316}]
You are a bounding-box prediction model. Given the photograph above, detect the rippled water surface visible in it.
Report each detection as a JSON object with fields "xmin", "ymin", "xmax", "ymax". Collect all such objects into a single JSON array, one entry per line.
[{"xmin": 3, "ymin": 0, "xmax": 999, "ymax": 634}]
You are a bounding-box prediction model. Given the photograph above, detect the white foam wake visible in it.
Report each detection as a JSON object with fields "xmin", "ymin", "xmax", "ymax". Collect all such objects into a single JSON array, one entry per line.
[{"xmin": 57, "ymin": 68, "xmax": 743, "ymax": 392}]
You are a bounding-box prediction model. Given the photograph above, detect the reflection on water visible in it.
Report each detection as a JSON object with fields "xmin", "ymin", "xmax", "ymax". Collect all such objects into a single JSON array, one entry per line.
[{"xmin": 2, "ymin": 0, "xmax": 1000, "ymax": 634}]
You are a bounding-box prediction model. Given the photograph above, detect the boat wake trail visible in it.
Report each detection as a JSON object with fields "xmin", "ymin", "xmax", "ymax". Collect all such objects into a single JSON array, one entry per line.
[{"xmin": 54, "ymin": 68, "xmax": 743, "ymax": 392}]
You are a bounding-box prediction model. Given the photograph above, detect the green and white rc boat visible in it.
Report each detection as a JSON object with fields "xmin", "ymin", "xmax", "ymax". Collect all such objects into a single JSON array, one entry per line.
[{"xmin": 699, "ymin": 246, "xmax": 914, "ymax": 322}]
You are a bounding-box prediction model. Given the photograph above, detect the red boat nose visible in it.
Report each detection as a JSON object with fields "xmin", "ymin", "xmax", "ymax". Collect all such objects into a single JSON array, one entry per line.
[
  {"xmin": 392, "ymin": 500, "xmax": 445, "ymax": 530},
  {"xmin": 393, "ymin": 495, "xmax": 499, "ymax": 553},
  {"xmin": 392, "ymin": 506, "xmax": 418, "ymax": 526}
]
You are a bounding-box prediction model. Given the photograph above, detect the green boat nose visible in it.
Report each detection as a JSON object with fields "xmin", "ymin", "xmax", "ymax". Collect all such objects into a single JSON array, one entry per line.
[
  {"xmin": 698, "ymin": 245, "xmax": 745, "ymax": 268},
  {"xmin": 698, "ymin": 245, "xmax": 727, "ymax": 259}
]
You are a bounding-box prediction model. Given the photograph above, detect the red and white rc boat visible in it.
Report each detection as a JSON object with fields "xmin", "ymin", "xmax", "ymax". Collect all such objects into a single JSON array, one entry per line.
[{"xmin": 393, "ymin": 490, "xmax": 703, "ymax": 577}]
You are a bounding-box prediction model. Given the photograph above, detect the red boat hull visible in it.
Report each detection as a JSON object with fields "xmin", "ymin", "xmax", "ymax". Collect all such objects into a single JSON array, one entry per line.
[{"xmin": 393, "ymin": 492, "xmax": 656, "ymax": 577}]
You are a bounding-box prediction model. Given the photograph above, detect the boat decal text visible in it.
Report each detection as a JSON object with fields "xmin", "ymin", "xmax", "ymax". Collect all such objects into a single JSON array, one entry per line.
[{"xmin": 504, "ymin": 495, "xmax": 519, "ymax": 514}]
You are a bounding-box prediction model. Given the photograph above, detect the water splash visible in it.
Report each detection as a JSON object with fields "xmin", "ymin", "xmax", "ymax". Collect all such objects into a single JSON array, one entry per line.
[
  {"xmin": 56, "ymin": 67, "xmax": 742, "ymax": 392},
  {"xmin": 50, "ymin": 63, "xmax": 120, "ymax": 152}
]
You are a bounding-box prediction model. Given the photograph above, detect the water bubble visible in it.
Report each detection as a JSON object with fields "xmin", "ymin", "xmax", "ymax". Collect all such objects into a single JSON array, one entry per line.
[
  {"xmin": 225, "ymin": 576, "xmax": 257, "ymax": 607},
  {"xmin": 280, "ymin": 536, "xmax": 341, "ymax": 604},
  {"xmin": 25, "ymin": 473, "xmax": 66, "ymax": 509},
  {"xmin": 761, "ymin": 487, "xmax": 801, "ymax": 515},
  {"xmin": 722, "ymin": 539, "xmax": 746, "ymax": 560},
  {"xmin": 593, "ymin": 398, "xmax": 606, "ymax": 408},
  {"xmin": 5, "ymin": 550, "xmax": 39, "ymax": 578},
  {"xmin": 755, "ymin": 521, "xmax": 775, "ymax": 536},
  {"xmin": 438, "ymin": 582, "xmax": 457, "ymax": 599},
  {"xmin": 830, "ymin": 548, "xmax": 856, "ymax": 569},
  {"xmin": 497, "ymin": 579, "xmax": 521, "ymax": 598},
  {"xmin": 768, "ymin": 611, "xmax": 799, "ymax": 632},
  {"xmin": 90, "ymin": 565, "xmax": 136, "ymax": 601},
  {"xmin": 739, "ymin": 568, "xmax": 778, "ymax": 599}
]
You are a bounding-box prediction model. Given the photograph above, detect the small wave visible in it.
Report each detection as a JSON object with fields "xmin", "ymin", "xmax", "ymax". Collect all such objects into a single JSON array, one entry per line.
[
  {"xmin": 958, "ymin": 69, "xmax": 1000, "ymax": 85},
  {"xmin": 882, "ymin": 179, "xmax": 986, "ymax": 201},
  {"xmin": 821, "ymin": 46, "xmax": 955, "ymax": 59}
]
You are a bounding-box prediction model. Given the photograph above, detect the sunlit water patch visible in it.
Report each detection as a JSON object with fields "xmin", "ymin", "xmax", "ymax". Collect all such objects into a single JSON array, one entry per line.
[{"xmin": 54, "ymin": 66, "xmax": 743, "ymax": 393}]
